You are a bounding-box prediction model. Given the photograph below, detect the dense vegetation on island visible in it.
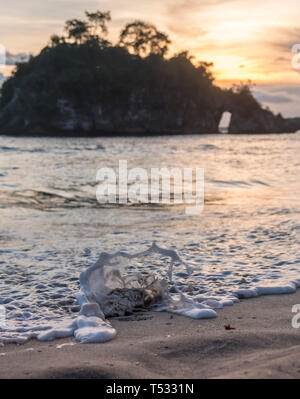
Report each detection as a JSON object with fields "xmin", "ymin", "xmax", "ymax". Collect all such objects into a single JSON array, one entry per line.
[{"xmin": 0, "ymin": 10, "xmax": 297, "ymax": 135}]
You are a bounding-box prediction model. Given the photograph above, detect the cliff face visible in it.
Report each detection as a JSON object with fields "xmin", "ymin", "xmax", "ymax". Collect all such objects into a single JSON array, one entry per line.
[
  {"xmin": 54, "ymin": 98, "xmax": 220, "ymax": 134},
  {"xmin": 0, "ymin": 88, "xmax": 296, "ymax": 136},
  {"xmin": 0, "ymin": 88, "xmax": 222, "ymax": 135},
  {"xmin": 229, "ymin": 110, "xmax": 292, "ymax": 134}
]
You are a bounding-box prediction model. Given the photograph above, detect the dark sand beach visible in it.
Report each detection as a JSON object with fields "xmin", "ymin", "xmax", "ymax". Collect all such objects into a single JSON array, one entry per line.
[{"xmin": 1, "ymin": 291, "xmax": 300, "ymax": 379}]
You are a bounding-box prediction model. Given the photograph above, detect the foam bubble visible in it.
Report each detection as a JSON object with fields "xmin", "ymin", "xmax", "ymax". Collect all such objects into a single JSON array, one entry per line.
[
  {"xmin": 38, "ymin": 320, "xmax": 76, "ymax": 341},
  {"xmin": 170, "ymin": 307, "xmax": 217, "ymax": 319},
  {"xmin": 256, "ymin": 283, "xmax": 297, "ymax": 295},
  {"xmin": 234, "ymin": 289, "xmax": 259, "ymax": 299},
  {"xmin": 74, "ymin": 325, "xmax": 117, "ymax": 344}
]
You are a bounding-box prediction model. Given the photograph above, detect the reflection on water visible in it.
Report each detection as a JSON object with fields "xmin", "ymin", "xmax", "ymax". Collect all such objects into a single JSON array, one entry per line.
[{"xmin": 0, "ymin": 133, "xmax": 299, "ymax": 209}]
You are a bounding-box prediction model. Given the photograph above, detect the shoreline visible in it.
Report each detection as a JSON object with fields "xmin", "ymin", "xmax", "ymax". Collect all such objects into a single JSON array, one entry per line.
[
  {"xmin": 1, "ymin": 291, "xmax": 300, "ymax": 379},
  {"xmin": 0, "ymin": 131, "xmax": 298, "ymax": 138}
]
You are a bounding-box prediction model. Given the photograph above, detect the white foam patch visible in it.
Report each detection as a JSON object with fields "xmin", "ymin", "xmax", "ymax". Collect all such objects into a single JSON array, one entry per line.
[
  {"xmin": 200, "ymin": 299, "xmax": 223, "ymax": 309},
  {"xmin": 256, "ymin": 283, "xmax": 297, "ymax": 295},
  {"xmin": 74, "ymin": 314, "xmax": 116, "ymax": 344},
  {"xmin": 56, "ymin": 342, "xmax": 76, "ymax": 349},
  {"xmin": 38, "ymin": 321, "xmax": 76, "ymax": 341},
  {"xmin": 234, "ymin": 289, "xmax": 259, "ymax": 299},
  {"xmin": 171, "ymin": 307, "xmax": 217, "ymax": 319},
  {"xmin": 74, "ymin": 325, "xmax": 117, "ymax": 343},
  {"xmin": 234, "ymin": 282, "xmax": 298, "ymax": 299}
]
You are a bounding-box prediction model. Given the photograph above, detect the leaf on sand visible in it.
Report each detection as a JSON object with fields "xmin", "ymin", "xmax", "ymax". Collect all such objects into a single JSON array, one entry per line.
[{"xmin": 224, "ymin": 324, "xmax": 236, "ymax": 330}]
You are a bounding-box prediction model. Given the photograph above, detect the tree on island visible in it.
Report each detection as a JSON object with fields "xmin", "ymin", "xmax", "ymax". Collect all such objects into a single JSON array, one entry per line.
[
  {"xmin": 119, "ymin": 21, "xmax": 171, "ymax": 57},
  {"xmin": 85, "ymin": 11, "xmax": 111, "ymax": 36},
  {"xmin": 50, "ymin": 10, "xmax": 112, "ymax": 46},
  {"xmin": 50, "ymin": 12, "xmax": 171, "ymax": 58},
  {"xmin": 64, "ymin": 19, "xmax": 89, "ymax": 44}
]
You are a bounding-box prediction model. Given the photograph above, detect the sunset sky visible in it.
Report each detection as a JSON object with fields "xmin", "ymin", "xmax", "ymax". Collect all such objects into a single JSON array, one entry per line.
[{"xmin": 1, "ymin": 0, "xmax": 300, "ymax": 116}]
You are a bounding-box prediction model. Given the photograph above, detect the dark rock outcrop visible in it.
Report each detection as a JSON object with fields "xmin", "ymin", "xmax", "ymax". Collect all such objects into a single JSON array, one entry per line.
[{"xmin": 0, "ymin": 44, "xmax": 298, "ymax": 136}]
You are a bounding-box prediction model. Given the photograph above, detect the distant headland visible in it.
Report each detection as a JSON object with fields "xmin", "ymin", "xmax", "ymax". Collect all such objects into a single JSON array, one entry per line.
[{"xmin": 0, "ymin": 10, "xmax": 299, "ymax": 136}]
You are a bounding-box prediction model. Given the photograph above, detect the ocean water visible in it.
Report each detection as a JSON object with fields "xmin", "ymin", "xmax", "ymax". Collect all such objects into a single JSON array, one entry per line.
[{"xmin": 0, "ymin": 132, "xmax": 299, "ymax": 344}]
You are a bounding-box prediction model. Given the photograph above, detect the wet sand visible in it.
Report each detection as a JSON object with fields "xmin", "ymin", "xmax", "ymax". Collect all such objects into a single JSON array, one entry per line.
[{"xmin": 1, "ymin": 291, "xmax": 300, "ymax": 379}]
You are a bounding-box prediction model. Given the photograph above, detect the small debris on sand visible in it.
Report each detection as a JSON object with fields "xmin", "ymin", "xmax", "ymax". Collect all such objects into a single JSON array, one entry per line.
[{"xmin": 224, "ymin": 324, "xmax": 236, "ymax": 330}]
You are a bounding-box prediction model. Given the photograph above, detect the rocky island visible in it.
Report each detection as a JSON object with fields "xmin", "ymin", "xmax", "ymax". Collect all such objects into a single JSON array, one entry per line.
[{"xmin": 0, "ymin": 10, "xmax": 299, "ymax": 136}]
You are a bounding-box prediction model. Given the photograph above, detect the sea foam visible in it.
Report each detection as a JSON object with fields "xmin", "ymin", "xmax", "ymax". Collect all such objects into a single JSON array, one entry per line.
[
  {"xmin": 74, "ymin": 242, "xmax": 216, "ymax": 343},
  {"xmin": 1, "ymin": 242, "xmax": 299, "ymax": 346},
  {"xmin": 0, "ymin": 243, "xmax": 217, "ymax": 345}
]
